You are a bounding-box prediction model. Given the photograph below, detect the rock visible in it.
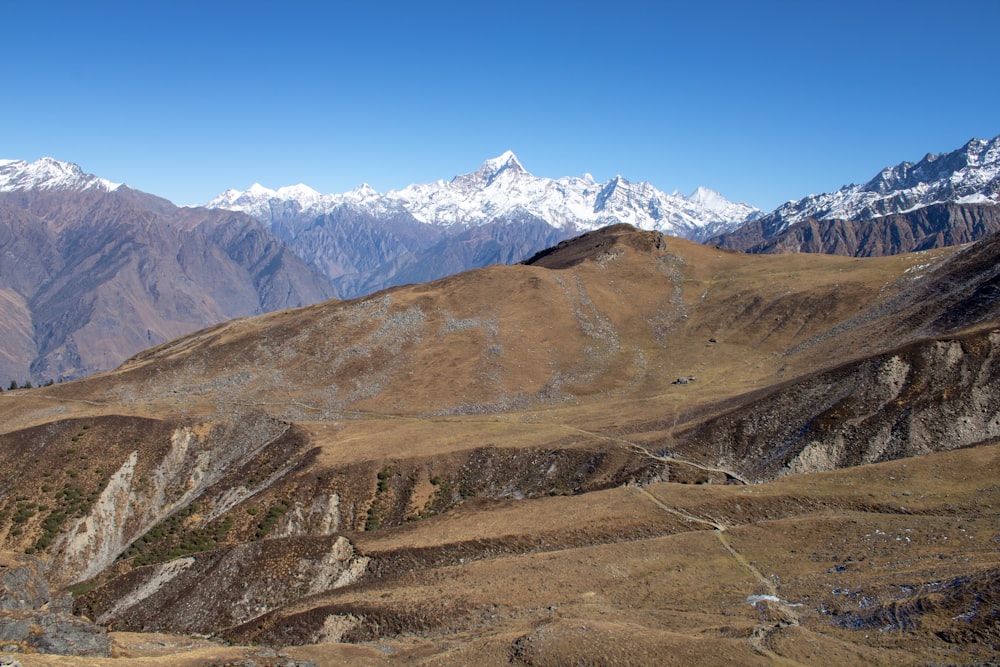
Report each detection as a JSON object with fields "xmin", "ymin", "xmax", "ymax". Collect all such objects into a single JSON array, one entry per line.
[
  {"xmin": 0, "ymin": 610, "xmax": 111, "ymax": 656},
  {"xmin": 0, "ymin": 553, "xmax": 111, "ymax": 657},
  {"xmin": 0, "ymin": 554, "xmax": 49, "ymax": 611}
]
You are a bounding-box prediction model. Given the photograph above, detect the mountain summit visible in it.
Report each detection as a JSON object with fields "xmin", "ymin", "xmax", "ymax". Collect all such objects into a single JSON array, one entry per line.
[
  {"xmin": 467, "ymin": 149, "xmax": 527, "ymax": 187},
  {"xmin": 0, "ymin": 156, "xmax": 121, "ymax": 193}
]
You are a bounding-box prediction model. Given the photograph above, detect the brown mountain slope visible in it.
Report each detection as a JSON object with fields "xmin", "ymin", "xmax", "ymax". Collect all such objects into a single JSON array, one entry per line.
[
  {"xmin": 35, "ymin": 225, "xmax": 968, "ymax": 418},
  {"xmin": 0, "ymin": 224, "xmax": 997, "ymax": 665},
  {"xmin": 0, "ymin": 188, "xmax": 335, "ymax": 385},
  {"xmin": 712, "ymin": 202, "xmax": 1000, "ymax": 257}
]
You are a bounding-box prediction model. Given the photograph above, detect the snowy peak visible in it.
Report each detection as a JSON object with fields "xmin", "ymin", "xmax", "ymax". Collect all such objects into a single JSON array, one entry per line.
[
  {"xmin": 0, "ymin": 157, "xmax": 120, "ymax": 194},
  {"xmin": 206, "ymin": 153, "xmax": 760, "ymax": 240},
  {"xmin": 594, "ymin": 175, "xmax": 633, "ymax": 212},
  {"xmin": 460, "ymin": 150, "xmax": 529, "ymax": 189},
  {"xmin": 247, "ymin": 183, "xmax": 275, "ymax": 197},
  {"xmin": 764, "ymin": 134, "xmax": 1000, "ymax": 231},
  {"xmin": 481, "ymin": 150, "xmax": 524, "ymax": 175},
  {"xmin": 688, "ymin": 186, "xmax": 726, "ymax": 208},
  {"xmin": 207, "ymin": 184, "xmax": 275, "ymax": 211},
  {"xmin": 276, "ymin": 183, "xmax": 321, "ymax": 200},
  {"xmin": 347, "ymin": 183, "xmax": 380, "ymax": 200}
]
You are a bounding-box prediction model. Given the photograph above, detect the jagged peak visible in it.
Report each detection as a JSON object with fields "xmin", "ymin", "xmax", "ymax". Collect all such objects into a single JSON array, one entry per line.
[
  {"xmin": 481, "ymin": 150, "xmax": 523, "ymax": 173},
  {"xmin": 467, "ymin": 151, "xmax": 529, "ymax": 187},
  {"xmin": 759, "ymin": 133, "xmax": 1000, "ymax": 231},
  {"xmin": 0, "ymin": 156, "xmax": 121, "ymax": 193},
  {"xmin": 600, "ymin": 174, "xmax": 628, "ymax": 192},
  {"xmin": 347, "ymin": 183, "xmax": 380, "ymax": 199},
  {"xmin": 688, "ymin": 185, "xmax": 722, "ymax": 202}
]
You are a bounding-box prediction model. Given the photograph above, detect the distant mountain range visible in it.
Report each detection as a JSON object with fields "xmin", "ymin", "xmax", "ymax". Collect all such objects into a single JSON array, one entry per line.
[
  {"xmin": 0, "ymin": 161, "xmax": 334, "ymax": 384},
  {"xmin": 208, "ymin": 151, "xmax": 759, "ymax": 238},
  {"xmin": 205, "ymin": 151, "xmax": 759, "ymax": 296},
  {"xmin": 710, "ymin": 136, "xmax": 1000, "ymax": 254},
  {"xmin": 1, "ymin": 134, "xmax": 998, "ymax": 383}
]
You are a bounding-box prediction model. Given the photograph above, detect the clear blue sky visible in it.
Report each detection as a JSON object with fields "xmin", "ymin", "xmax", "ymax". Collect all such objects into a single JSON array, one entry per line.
[{"xmin": 3, "ymin": 1, "xmax": 998, "ymax": 211}]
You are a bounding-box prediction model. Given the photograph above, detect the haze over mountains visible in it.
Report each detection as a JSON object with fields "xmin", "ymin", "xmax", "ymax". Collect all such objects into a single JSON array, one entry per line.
[{"xmin": 1, "ymin": 134, "xmax": 999, "ymax": 385}]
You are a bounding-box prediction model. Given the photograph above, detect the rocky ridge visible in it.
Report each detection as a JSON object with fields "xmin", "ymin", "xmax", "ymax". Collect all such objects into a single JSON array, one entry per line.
[
  {"xmin": 710, "ymin": 135, "xmax": 1000, "ymax": 256},
  {"xmin": 756, "ymin": 136, "xmax": 1000, "ymax": 233}
]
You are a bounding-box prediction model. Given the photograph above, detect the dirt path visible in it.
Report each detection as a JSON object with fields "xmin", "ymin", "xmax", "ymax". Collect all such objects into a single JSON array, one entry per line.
[
  {"xmin": 631, "ymin": 486, "xmax": 725, "ymax": 531},
  {"xmin": 632, "ymin": 484, "xmax": 806, "ymax": 664},
  {"xmin": 553, "ymin": 423, "xmax": 751, "ymax": 485}
]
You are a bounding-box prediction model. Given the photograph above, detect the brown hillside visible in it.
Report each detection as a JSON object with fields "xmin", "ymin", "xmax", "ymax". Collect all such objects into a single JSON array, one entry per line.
[{"xmin": 0, "ymin": 224, "xmax": 997, "ymax": 665}]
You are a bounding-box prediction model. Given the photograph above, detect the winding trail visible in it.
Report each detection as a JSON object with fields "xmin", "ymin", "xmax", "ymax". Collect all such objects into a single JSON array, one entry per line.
[
  {"xmin": 555, "ymin": 423, "xmax": 751, "ymax": 485},
  {"xmin": 632, "ymin": 486, "xmax": 726, "ymax": 531},
  {"xmin": 632, "ymin": 484, "xmax": 805, "ymax": 664}
]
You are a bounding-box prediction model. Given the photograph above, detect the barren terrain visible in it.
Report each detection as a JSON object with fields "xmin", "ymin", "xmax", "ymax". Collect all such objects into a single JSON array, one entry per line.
[{"xmin": 0, "ymin": 225, "xmax": 997, "ymax": 665}]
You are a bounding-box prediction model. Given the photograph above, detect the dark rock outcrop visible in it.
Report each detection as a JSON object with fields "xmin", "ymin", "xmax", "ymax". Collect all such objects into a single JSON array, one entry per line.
[{"xmin": 0, "ymin": 553, "xmax": 109, "ymax": 657}]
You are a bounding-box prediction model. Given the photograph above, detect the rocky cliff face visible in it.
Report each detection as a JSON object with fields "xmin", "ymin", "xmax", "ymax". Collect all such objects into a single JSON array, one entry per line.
[{"xmin": 673, "ymin": 328, "xmax": 1000, "ymax": 481}]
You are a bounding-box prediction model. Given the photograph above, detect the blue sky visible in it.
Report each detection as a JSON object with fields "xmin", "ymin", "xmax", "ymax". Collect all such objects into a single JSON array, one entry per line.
[{"xmin": 3, "ymin": 1, "xmax": 998, "ymax": 210}]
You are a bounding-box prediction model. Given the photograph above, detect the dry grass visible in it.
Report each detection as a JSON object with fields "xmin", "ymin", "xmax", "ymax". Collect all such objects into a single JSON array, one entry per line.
[{"xmin": 0, "ymin": 228, "xmax": 996, "ymax": 665}]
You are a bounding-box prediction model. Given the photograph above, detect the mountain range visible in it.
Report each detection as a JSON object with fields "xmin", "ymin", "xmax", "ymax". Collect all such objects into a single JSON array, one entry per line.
[
  {"xmin": 0, "ymin": 160, "xmax": 334, "ymax": 383},
  {"xmin": 2, "ymin": 135, "xmax": 999, "ymax": 384},
  {"xmin": 711, "ymin": 135, "xmax": 1000, "ymax": 254},
  {"xmin": 205, "ymin": 150, "xmax": 760, "ymax": 297}
]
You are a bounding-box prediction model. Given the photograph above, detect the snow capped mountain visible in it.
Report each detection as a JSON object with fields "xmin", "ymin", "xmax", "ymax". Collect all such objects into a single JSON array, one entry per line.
[
  {"xmin": 762, "ymin": 136, "xmax": 1000, "ymax": 232},
  {"xmin": 0, "ymin": 157, "xmax": 120, "ymax": 193},
  {"xmin": 206, "ymin": 152, "xmax": 759, "ymax": 241}
]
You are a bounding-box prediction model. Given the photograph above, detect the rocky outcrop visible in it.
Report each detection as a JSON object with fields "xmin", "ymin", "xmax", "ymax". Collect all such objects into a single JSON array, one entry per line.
[
  {"xmin": 673, "ymin": 328, "xmax": 1000, "ymax": 481},
  {"xmin": 0, "ymin": 610, "xmax": 110, "ymax": 656},
  {"xmin": 77, "ymin": 535, "xmax": 369, "ymax": 634},
  {"xmin": 45, "ymin": 415, "xmax": 296, "ymax": 586},
  {"xmin": 0, "ymin": 553, "xmax": 109, "ymax": 657},
  {"xmin": 0, "ymin": 554, "xmax": 51, "ymax": 613}
]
